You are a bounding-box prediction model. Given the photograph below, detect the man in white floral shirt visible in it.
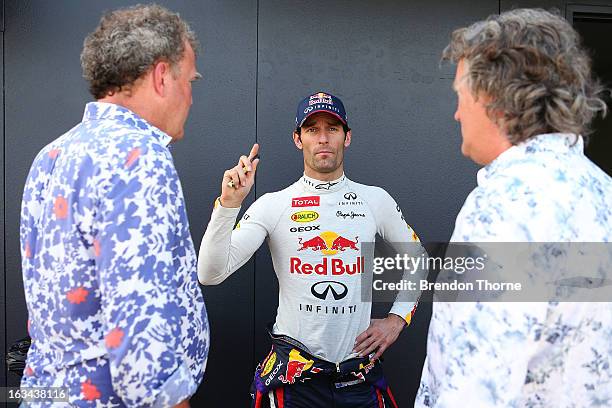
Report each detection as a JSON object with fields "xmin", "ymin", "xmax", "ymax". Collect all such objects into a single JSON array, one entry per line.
[{"xmin": 416, "ymin": 8, "xmax": 612, "ymax": 407}]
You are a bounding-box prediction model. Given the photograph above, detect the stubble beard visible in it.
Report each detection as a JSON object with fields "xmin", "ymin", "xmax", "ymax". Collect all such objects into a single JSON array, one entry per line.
[{"xmin": 308, "ymin": 152, "xmax": 343, "ymax": 174}]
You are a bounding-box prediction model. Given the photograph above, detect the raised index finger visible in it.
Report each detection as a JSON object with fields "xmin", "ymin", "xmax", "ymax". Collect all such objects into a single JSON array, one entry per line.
[{"xmin": 248, "ymin": 143, "xmax": 259, "ymax": 161}]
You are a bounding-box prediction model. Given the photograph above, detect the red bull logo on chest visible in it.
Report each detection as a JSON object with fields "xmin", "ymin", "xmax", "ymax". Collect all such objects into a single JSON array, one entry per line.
[
  {"xmin": 298, "ymin": 231, "xmax": 358, "ymax": 255},
  {"xmin": 291, "ymin": 231, "xmax": 364, "ymax": 275}
]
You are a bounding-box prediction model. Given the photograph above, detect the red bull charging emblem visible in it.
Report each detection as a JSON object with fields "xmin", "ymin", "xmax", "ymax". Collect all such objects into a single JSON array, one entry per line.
[
  {"xmin": 291, "ymin": 231, "xmax": 364, "ymax": 275},
  {"xmin": 279, "ymin": 349, "xmax": 315, "ymax": 384}
]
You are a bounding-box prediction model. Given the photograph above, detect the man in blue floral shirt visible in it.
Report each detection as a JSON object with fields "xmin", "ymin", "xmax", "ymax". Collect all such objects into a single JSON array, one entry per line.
[
  {"xmin": 20, "ymin": 5, "xmax": 208, "ymax": 407},
  {"xmin": 416, "ymin": 8, "xmax": 612, "ymax": 407}
]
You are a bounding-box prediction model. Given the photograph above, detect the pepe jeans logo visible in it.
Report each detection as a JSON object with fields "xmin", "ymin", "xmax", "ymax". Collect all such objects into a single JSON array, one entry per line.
[
  {"xmin": 336, "ymin": 210, "xmax": 366, "ymax": 219},
  {"xmin": 311, "ymin": 281, "xmax": 348, "ymax": 300}
]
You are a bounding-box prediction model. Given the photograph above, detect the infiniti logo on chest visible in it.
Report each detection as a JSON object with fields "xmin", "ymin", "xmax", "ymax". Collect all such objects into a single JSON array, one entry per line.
[
  {"xmin": 339, "ymin": 191, "xmax": 363, "ymax": 206},
  {"xmin": 310, "ymin": 281, "xmax": 348, "ymax": 300}
]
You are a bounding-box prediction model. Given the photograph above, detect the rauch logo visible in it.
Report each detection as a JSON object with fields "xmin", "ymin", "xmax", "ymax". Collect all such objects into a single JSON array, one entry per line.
[{"xmin": 291, "ymin": 210, "xmax": 319, "ymax": 223}]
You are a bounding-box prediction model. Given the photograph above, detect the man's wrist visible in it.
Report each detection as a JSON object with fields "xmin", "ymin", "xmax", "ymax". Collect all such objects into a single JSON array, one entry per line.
[
  {"xmin": 387, "ymin": 313, "xmax": 407, "ymax": 330},
  {"xmin": 218, "ymin": 196, "xmax": 241, "ymax": 208}
]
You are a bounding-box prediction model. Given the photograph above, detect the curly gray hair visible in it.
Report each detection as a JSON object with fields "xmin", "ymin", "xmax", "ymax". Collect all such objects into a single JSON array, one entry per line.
[
  {"xmin": 81, "ymin": 4, "xmax": 198, "ymax": 99},
  {"xmin": 443, "ymin": 8, "xmax": 607, "ymax": 144}
]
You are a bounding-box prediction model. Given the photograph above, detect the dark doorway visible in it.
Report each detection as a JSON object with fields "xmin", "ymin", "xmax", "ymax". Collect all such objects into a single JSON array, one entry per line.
[{"xmin": 570, "ymin": 5, "xmax": 612, "ymax": 176}]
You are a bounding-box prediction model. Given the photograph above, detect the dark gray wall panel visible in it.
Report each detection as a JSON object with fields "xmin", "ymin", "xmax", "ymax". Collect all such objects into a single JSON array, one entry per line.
[
  {"xmin": 5, "ymin": 0, "xmax": 116, "ymax": 387},
  {"xmin": 501, "ymin": 0, "xmax": 563, "ymax": 12},
  {"xmin": 501, "ymin": 0, "xmax": 612, "ymax": 14},
  {"xmin": 1, "ymin": 28, "xmax": 6, "ymax": 388},
  {"xmin": 255, "ymin": 1, "xmax": 495, "ymax": 405},
  {"xmin": 5, "ymin": 1, "xmax": 256, "ymax": 406},
  {"xmin": 172, "ymin": 1, "xmax": 257, "ymax": 406}
]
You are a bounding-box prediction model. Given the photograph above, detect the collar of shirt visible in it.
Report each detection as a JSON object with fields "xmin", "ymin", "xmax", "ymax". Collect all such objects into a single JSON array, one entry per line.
[
  {"xmin": 82, "ymin": 101, "xmax": 173, "ymax": 147},
  {"xmin": 300, "ymin": 173, "xmax": 347, "ymax": 193},
  {"xmin": 476, "ymin": 133, "xmax": 583, "ymax": 187}
]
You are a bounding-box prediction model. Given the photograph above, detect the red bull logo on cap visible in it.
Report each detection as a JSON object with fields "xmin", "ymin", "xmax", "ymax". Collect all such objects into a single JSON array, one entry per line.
[
  {"xmin": 308, "ymin": 92, "xmax": 333, "ymax": 106},
  {"xmin": 278, "ymin": 349, "xmax": 315, "ymax": 384}
]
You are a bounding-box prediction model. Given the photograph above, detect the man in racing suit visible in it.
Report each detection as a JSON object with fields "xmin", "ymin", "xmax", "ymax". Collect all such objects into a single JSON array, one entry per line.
[{"xmin": 198, "ymin": 91, "xmax": 423, "ymax": 407}]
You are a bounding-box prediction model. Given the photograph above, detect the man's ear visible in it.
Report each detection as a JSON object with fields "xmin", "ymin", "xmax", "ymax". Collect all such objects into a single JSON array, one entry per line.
[
  {"xmin": 344, "ymin": 130, "xmax": 352, "ymax": 148},
  {"xmin": 293, "ymin": 131, "xmax": 303, "ymax": 150},
  {"xmin": 152, "ymin": 61, "xmax": 171, "ymax": 97}
]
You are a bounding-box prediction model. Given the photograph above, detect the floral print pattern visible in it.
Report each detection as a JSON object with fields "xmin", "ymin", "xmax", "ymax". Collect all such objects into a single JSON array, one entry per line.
[
  {"xmin": 416, "ymin": 134, "xmax": 612, "ymax": 407},
  {"xmin": 20, "ymin": 102, "xmax": 209, "ymax": 407}
]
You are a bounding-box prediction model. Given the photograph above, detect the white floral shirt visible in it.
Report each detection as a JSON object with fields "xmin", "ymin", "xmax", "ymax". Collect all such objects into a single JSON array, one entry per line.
[{"xmin": 415, "ymin": 134, "xmax": 612, "ymax": 407}]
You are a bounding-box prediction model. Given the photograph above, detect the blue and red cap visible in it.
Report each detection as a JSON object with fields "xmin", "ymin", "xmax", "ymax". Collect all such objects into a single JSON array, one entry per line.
[{"xmin": 295, "ymin": 91, "xmax": 348, "ymax": 129}]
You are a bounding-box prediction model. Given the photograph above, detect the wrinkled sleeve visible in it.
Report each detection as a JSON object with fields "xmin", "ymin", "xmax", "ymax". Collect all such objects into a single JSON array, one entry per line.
[
  {"xmin": 373, "ymin": 188, "xmax": 427, "ymax": 325},
  {"xmin": 197, "ymin": 195, "xmax": 271, "ymax": 285},
  {"xmin": 96, "ymin": 141, "xmax": 196, "ymax": 407}
]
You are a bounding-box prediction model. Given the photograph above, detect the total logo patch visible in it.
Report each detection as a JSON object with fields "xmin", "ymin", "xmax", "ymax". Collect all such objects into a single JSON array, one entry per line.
[
  {"xmin": 292, "ymin": 196, "xmax": 320, "ymax": 207},
  {"xmin": 291, "ymin": 210, "xmax": 319, "ymax": 223}
]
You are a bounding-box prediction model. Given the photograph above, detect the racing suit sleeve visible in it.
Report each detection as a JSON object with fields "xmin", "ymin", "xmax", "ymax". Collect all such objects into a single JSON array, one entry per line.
[
  {"xmin": 198, "ymin": 194, "xmax": 273, "ymax": 285},
  {"xmin": 372, "ymin": 188, "xmax": 426, "ymax": 326}
]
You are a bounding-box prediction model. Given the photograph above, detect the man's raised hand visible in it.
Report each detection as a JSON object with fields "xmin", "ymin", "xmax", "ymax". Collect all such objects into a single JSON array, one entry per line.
[{"xmin": 220, "ymin": 143, "xmax": 260, "ymax": 208}]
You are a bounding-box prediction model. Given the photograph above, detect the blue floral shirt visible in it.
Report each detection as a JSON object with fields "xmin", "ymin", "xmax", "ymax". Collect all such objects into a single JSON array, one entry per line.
[
  {"xmin": 20, "ymin": 102, "xmax": 209, "ymax": 407},
  {"xmin": 416, "ymin": 134, "xmax": 612, "ymax": 407}
]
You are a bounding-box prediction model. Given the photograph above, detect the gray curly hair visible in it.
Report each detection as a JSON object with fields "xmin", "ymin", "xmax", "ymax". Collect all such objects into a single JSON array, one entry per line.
[
  {"xmin": 81, "ymin": 4, "xmax": 198, "ymax": 99},
  {"xmin": 443, "ymin": 8, "xmax": 607, "ymax": 144}
]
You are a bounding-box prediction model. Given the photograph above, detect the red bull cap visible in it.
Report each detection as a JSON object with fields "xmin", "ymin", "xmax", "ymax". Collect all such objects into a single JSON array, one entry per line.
[{"xmin": 295, "ymin": 91, "xmax": 348, "ymax": 129}]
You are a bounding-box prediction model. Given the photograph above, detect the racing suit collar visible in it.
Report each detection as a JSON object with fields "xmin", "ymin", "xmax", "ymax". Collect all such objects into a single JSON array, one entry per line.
[{"xmin": 300, "ymin": 173, "xmax": 347, "ymax": 193}]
